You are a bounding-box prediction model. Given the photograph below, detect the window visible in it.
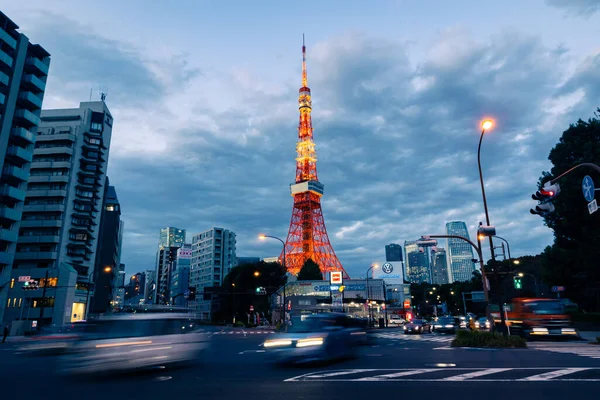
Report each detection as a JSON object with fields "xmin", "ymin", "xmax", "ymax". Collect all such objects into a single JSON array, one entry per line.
[
  {"xmin": 88, "ymin": 138, "xmax": 101, "ymax": 145},
  {"xmin": 76, "ymin": 189, "xmax": 93, "ymax": 198},
  {"xmin": 90, "ymin": 122, "xmax": 103, "ymax": 132},
  {"xmin": 106, "ymin": 205, "xmax": 115, "ymax": 212},
  {"xmin": 10, "ymin": 278, "xmax": 14, "ymax": 289}
]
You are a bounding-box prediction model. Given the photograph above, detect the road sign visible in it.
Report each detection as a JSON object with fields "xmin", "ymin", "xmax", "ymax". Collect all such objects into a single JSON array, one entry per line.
[
  {"xmin": 552, "ymin": 286, "xmax": 565, "ymax": 292},
  {"xmin": 588, "ymin": 199, "xmax": 598, "ymax": 215},
  {"xmin": 18, "ymin": 276, "xmax": 31, "ymax": 282},
  {"xmin": 582, "ymin": 175, "xmax": 595, "ymax": 202},
  {"xmin": 330, "ymin": 271, "xmax": 343, "ymax": 285}
]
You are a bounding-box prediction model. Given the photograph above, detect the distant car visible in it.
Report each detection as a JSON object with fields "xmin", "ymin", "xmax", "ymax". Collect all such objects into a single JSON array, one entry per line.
[
  {"xmin": 432, "ymin": 317, "xmax": 460, "ymax": 334},
  {"xmin": 475, "ymin": 317, "xmax": 491, "ymax": 331},
  {"xmin": 262, "ymin": 313, "xmax": 365, "ymax": 364},
  {"xmin": 403, "ymin": 319, "xmax": 432, "ymax": 334},
  {"xmin": 389, "ymin": 315, "xmax": 405, "ymax": 326}
]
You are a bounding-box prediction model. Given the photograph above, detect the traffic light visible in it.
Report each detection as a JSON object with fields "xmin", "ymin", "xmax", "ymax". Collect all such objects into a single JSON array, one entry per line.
[
  {"xmin": 255, "ymin": 287, "xmax": 260, "ymax": 293},
  {"xmin": 513, "ymin": 277, "xmax": 523, "ymax": 289},
  {"xmin": 530, "ymin": 183, "xmax": 560, "ymax": 216},
  {"xmin": 188, "ymin": 287, "xmax": 196, "ymax": 301}
]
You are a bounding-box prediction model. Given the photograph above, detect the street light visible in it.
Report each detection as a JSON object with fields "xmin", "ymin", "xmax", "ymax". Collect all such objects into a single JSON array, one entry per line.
[
  {"xmin": 477, "ymin": 118, "xmax": 497, "ymax": 262},
  {"xmin": 258, "ymin": 234, "xmax": 287, "ymax": 323},
  {"xmin": 232, "ymin": 283, "xmax": 236, "ymax": 324},
  {"xmin": 104, "ymin": 266, "xmax": 112, "ymax": 273},
  {"xmin": 253, "ymin": 271, "xmax": 260, "ymax": 277}
]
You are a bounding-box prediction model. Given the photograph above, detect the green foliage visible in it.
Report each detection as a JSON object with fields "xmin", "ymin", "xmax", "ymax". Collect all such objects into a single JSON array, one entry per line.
[
  {"xmin": 297, "ymin": 258, "xmax": 323, "ymax": 280},
  {"xmin": 451, "ymin": 330, "xmax": 527, "ymax": 348},
  {"xmin": 537, "ymin": 109, "xmax": 600, "ymax": 310}
]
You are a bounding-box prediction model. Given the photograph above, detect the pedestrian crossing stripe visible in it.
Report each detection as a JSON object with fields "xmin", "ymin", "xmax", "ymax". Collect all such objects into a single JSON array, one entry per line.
[
  {"xmin": 531, "ymin": 345, "xmax": 600, "ymax": 360},
  {"xmin": 213, "ymin": 331, "xmax": 273, "ymax": 335},
  {"xmin": 284, "ymin": 367, "xmax": 600, "ymax": 382},
  {"xmin": 372, "ymin": 333, "xmax": 454, "ymax": 343}
]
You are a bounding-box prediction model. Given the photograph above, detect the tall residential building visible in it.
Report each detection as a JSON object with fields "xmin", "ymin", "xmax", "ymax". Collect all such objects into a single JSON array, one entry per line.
[
  {"xmin": 4, "ymin": 101, "xmax": 113, "ymax": 327},
  {"xmin": 90, "ymin": 180, "xmax": 123, "ymax": 314},
  {"xmin": 143, "ymin": 269, "xmax": 155, "ymax": 304},
  {"xmin": 159, "ymin": 227, "xmax": 185, "ymax": 249},
  {"xmin": 431, "ymin": 248, "xmax": 450, "ymax": 285},
  {"xmin": 169, "ymin": 244, "xmax": 191, "ymax": 307},
  {"xmin": 445, "ymin": 221, "xmax": 476, "ymax": 282},
  {"xmin": 0, "ymin": 11, "xmax": 50, "ymax": 323},
  {"xmin": 155, "ymin": 246, "xmax": 179, "ymax": 304},
  {"xmin": 404, "ymin": 240, "xmax": 431, "ymax": 284},
  {"xmin": 190, "ymin": 227, "xmax": 236, "ymax": 319},
  {"xmin": 385, "ymin": 243, "xmax": 403, "ymax": 262}
]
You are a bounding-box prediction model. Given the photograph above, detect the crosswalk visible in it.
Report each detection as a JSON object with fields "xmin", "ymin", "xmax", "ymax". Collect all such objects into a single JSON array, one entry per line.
[
  {"xmin": 285, "ymin": 367, "xmax": 600, "ymax": 382},
  {"xmin": 212, "ymin": 330, "xmax": 273, "ymax": 335},
  {"xmin": 372, "ymin": 332, "xmax": 454, "ymax": 343},
  {"xmin": 531, "ymin": 343, "xmax": 600, "ymax": 361}
]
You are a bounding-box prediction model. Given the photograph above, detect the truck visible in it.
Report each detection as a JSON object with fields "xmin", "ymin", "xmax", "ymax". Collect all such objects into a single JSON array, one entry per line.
[{"xmin": 491, "ymin": 298, "xmax": 578, "ymax": 338}]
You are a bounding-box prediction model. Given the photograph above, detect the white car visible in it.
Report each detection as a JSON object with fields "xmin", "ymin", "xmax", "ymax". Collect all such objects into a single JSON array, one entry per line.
[{"xmin": 389, "ymin": 316, "xmax": 405, "ymax": 326}]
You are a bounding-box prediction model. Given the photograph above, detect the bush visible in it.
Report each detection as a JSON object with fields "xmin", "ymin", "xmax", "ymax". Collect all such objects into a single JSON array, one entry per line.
[{"xmin": 451, "ymin": 330, "xmax": 527, "ymax": 348}]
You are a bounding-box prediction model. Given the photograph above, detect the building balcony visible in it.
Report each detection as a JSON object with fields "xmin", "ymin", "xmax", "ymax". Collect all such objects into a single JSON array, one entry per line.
[
  {"xmin": 21, "ymin": 74, "xmax": 46, "ymax": 93},
  {"xmin": 0, "ymin": 206, "xmax": 20, "ymax": 222},
  {"xmin": 34, "ymin": 147, "xmax": 74, "ymax": 157},
  {"xmin": 14, "ymin": 252, "xmax": 58, "ymax": 261},
  {"xmin": 0, "ymin": 228, "xmax": 18, "ymax": 243},
  {"xmin": 23, "ymin": 204, "xmax": 65, "ymax": 213},
  {"xmin": 0, "ymin": 48, "xmax": 13, "ymax": 68},
  {"xmin": 29, "ymin": 175, "xmax": 69, "ymax": 184},
  {"xmin": 14, "ymin": 109, "xmax": 41, "ymax": 127},
  {"xmin": 6, "ymin": 145, "xmax": 33, "ymax": 164},
  {"xmin": 11, "ymin": 127, "xmax": 36, "ymax": 145},
  {"xmin": 31, "ymin": 161, "xmax": 71, "ymax": 170},
  {"xmin": 18, "ymin": 235, "xmax": 61, "ymax": 244},
  {"xmin": 36, "ymin": 133, "xmax": 75, "ymax": 142},
  {"xmin": 0, "ymin": 252, "xmax": 13, "ymax": 265},
  {"xmin": 0, "ymin": 92, "xmax": 5, "ymax": 106},
  {"xmin": 25, "ymin": 57, "xmax": 49, "ymax": 76},
  {"xmin": 25, "ymin": 189, "xmax": 68, "ymax": 198},
  {"xmin": 0, "ymin": 71, "xmax": 9, "ymax": 87},
  {"xmin": 0, "ymin": 185, "xmax": 25, "ymax": 202},
  {"xmin": 0, "ymin": 28, "xmax": 17, "ymax": 49},
  {"xmin": 19, "ymin": 220, "xmax": 63, "ymax": 229},
  {"xmin": 18, "ymin": 91, "xmax": 43, "ymax": 109},
  {"xmin": 2, "ymin": 165, "xmax": 29, "ymax": 182}
]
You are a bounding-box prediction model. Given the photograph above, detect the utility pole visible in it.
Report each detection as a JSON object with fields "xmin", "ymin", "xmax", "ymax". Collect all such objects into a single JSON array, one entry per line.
[{"xmin": 38, "ymin": 270, "xmax": 49, "ymax": 330}]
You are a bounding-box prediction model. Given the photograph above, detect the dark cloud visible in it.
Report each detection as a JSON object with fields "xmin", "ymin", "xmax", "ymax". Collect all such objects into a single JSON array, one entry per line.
[{"xmin": 546, "ymin": 0, "xmax": 600, "ymax": 16}]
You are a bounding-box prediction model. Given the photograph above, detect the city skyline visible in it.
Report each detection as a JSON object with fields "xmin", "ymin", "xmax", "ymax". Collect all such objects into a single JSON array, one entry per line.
[{"xmin": 3, "ymin": 1, "xmax": 599, "ymax": 278}]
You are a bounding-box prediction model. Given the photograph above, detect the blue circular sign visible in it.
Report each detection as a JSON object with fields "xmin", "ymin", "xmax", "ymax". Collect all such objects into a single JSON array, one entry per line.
[
  {"xmin": 382, "ymin": 263, "xmax": 394, "ymax": 274},
  {"xmin": 583, "ymin": 175, "xmax": 595, "ymax": 202}
]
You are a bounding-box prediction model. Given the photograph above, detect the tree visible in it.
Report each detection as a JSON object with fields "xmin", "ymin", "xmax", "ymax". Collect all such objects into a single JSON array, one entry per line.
[
  {"xmin": 538, "ymin": 109, "xmax": 600, "ymax": 310},
  {"xmin": 297, "ymin": 258, "xmax": 323, "ymax": 280}
]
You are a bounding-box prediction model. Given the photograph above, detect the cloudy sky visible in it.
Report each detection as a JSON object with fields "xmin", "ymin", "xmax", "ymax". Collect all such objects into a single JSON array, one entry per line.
[{"xmin": 5, "ymin": 0, "xmax": 600, "ymax": 277}]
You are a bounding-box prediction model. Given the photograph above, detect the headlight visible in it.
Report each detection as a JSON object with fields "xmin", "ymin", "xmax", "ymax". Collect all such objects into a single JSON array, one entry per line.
[
  {"xmin": 296, "ymin": 338, "xmax": 324, "ymax": 348},
  {"xmin": 264, "ymin": 339, "xmax": 292, "ymax": 348},
  {"xmin": 445, "ymin": 325, "xmax": 454, "ymax": 328},
  {"xmin": 475, "ymin": 322, "xmax": 480, "ymax": 327},
  {"xmin": 434, "ymin": 325, "xmax": 442, "ymax": 328}
]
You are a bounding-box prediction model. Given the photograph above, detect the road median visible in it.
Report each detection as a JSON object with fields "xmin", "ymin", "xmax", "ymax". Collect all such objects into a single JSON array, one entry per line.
[{"xmin": 451, "ymin": 330, "xmax": 527, "ymax": 348}]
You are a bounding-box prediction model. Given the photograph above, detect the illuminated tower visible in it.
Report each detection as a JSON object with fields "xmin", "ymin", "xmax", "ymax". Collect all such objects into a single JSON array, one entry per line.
[{"xmin": 281, "ymin": 37, "xmax": 348, "ymax": 278}]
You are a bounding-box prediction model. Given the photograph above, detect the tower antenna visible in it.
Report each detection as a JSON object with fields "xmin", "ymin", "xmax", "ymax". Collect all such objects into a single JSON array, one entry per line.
[
  {"xmin": 301, "ymin": 34, "xmax": 307, "ymax": 88},
  {"xmin": 99, "ymin": 85, "xmax": 108, "ymax": 102}
]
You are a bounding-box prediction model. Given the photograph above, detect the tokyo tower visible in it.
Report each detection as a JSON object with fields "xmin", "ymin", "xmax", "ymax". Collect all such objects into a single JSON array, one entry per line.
[{"xmin": 281, "ymin": 37, "xmax": 349, "ymax": 279}]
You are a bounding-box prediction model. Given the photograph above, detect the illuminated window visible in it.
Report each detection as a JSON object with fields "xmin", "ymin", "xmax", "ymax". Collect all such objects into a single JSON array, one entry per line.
[
  {"xmin": 18, "ymin": 298, "xmax": 22, "ymax": 307},
  {"xmin": 10, "ymin": 278, "xmax": 14, "ymax": 289},
  {"xmin": 106, "ymin": 205, "xmax": 115, "ymax": 212}
]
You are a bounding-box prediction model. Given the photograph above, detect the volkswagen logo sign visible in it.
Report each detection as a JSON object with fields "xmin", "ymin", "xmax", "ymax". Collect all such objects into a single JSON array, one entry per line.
[{"xmin": 382, "ymin": 263, "xmax": 394, "ymax": 274}]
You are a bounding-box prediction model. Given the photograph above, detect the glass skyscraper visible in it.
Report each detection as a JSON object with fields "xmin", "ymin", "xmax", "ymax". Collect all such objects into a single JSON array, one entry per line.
[
  {"xmin": 159, "ymin": 227, "xmax": 186, "ymax": 249},
  {"xmin": 404, "ymin": 240, "xmax": 431, "ymax": 284},
  {"xmin": 445, "ymin": 221, "xmax": 476, "ymax": 282}
]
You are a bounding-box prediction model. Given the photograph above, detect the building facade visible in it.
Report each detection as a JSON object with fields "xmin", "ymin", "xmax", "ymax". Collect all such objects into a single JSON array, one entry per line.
[
  {"xmin": 169, "ymin": 243, "xmax": 191, "ymax": 306},
  {"xmin": 445, "ymin": 221, "xmax": 476, "ymax": 282},
  {"xmin": 90, "ymin": 180, "xmax": 123, "ymax": 314},
  {"xmin": 431, "ymin": 247, "xmax": 450, "ymax": 285},
  {"xmin": 3, "ymin": 101, "xmax": 113, "ymax": 327},
  {"xmin": 155, "ymin": 246, "xmax": 179, "ymax": 305},
  {"xmin": 404, "ymin": 240, "xmax": 431, "ymax": 284},
  {"xmin": 159, "ymin": 227, "xmax": 185, "ymax": 249},
  {"xmin": 0, "ymin": 11, "xmax": 50, "ymax": 323},
  {"xmin": 190, "ymin": 227, "xmax": 236, "ymax": 319},
  {"xmin": 385, "ymin": 243, "xmax": 403, "ymax": 262}
]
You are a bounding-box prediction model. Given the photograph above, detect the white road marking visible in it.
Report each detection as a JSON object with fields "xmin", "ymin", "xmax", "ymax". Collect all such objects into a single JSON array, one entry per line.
[
  {"xmin": 443, "ymin": 368, "xmax": 511, "ymax": 381},
  {"xmin": 518, "ymin": 368, "xmax": 590, "ymax": 381},
  {"xmin": 305, "ymin": 369, "xmax": 378, "ymax": 379},
  {"xmin": 356, "ymin": 369, "xmax": 436, "ymax": 381}
]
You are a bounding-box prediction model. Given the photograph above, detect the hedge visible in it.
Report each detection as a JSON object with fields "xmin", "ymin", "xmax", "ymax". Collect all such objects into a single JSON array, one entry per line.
[{"xmin": 451, "ymin": 330, "xmax": 527, "ymax": 348}]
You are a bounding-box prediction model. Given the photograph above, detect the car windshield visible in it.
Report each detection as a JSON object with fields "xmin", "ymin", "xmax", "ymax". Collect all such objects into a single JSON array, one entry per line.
[
  {"xmin": 411, "ymin": 320, "xmax": 423, "ymax": 324},
  {"xmin": 288, "ymin": 315, "xmax": 345, "ymax": 333},
  {"xmin": 527, "ymin": 301, "xmax": 564, "ymax": 315},
  {"xmin": 438, "ymin": 318, "xmax": 456, "ymax": 324}
]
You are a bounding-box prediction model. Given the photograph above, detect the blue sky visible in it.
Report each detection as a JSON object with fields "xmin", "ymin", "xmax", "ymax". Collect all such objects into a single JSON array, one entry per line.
[{"xmin": 4, "ymin": 0, "xmax": 600, "ymax": 277}]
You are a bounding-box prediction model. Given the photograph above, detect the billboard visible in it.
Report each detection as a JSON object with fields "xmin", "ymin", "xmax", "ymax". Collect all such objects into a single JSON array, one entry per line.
[
  {"xmin": 373, "ymin": 261, "xmax": 404, "ymax": 284},
  {"xmin": 177, "ymin": 248, "xmax": 192, "ymax": 259}
]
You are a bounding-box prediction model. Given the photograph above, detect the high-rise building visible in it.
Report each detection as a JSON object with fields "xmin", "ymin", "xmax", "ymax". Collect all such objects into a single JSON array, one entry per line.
[
  {"xmin": 143, "ymin": 269, "xmax": 155, "ymax": 304},
  {"xmin": 111, "ymin": 263, "xmax": 125, "ymax": 310},
  {"xmin": 385, "ymin": 243, "xmax": 403, "ymax": 262},
  {"xmin": 155, "ymin": 246, "xmax": 179, "ymax": 305},
  {"xmin": 4, "ymin": 100, "xmax": 113, "ymax": 327},
  {"xmin": 159, "ymin": 227, "xmax": 185, "ymax": 249},
  {"xmin": 190, "ymin": 227, "xmax": 236, "ymax": 319},
  {"xmin": 404, "ymin": 240, "xmax": 431, "ymax": 284},
  {"xmin": 445, "ymin": 221, "xmax": 476, "ymax": 282},
  {"xmin": 91, "ymin": 180, "xmax": 123, "ymax": 314},
  {"xmin": 431, "ymin": 248, "xmax": 450, "ymax": 285},
  {"xmin": 169, "ymin": 244, "xmax": 191, "ymax": 307},
  {"xmin": 0, "ymin": 11, "xmax": 50, "ymax": 323},
  {"xmin": 124, "ymin": 272, "xmax": 144, "ymax": 306}
]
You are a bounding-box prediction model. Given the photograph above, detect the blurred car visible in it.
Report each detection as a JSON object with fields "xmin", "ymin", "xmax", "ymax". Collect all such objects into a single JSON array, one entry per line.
[
  {"xmin": 403, "ymin": 319, "xmax": 432, "ymax": 334},
  {"xmin": 475, "ymin": 317, "xmax": 491, "ymax": 331},
  {"xmin": 17, "ymin": 323, "xmax": 86, "ymax": 356},
  {"xmin": 59, "ymin": 313, "xmax": 210, "ymax": 375},
  {"xmin": 432, "ymin": 317, "xmax": 461, "ymax": 334},
  {"xmin": 389, "ymin": 315, "xmax": 405, "ymax": 326},
  {"xmin": 262, "ymin": 313, "xmax": 365, "ymax": 364}
]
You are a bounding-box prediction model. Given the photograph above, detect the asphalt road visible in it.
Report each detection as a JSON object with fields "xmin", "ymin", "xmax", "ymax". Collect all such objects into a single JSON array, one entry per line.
[{"xmin": 2, "ymin": 329, "xmax": 600, "ymax": 399}]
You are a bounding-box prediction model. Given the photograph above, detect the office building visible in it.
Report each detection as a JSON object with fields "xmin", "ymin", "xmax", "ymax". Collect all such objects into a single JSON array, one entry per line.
[
  {"xmin": 143, "ymin": 269, "xmax": 155, "ymax": 304},
  {"xmin": 169, "ymin": 243, "xmax": 191, "ymax": 306},
  {"xmin": 124, "ymin": 272, "xmax": 144, "ymax": 306},
  {"xmin": 155, "ymin": 246, "xmax": 179, "ymax": 304},
  {"xmin": 385, "ymin": 243, "xmax": 403, "ymax": 262},
  {"xmin": 4, "ymin": 100, "xmax": 113, "ymax": 327},
  {"xmin": 190, "ymin": 227, "xmax": 236, "ymax": 319},
  {"xmin": 90, "ymin": 180, "xmax": 123, "ymax": 314},
  {"xmin": 0, "ymin": 11, "xmax": 50, "ymax": 323},
  {"xmin": 446, "ymin": 221, "xmax": 476, "ymax": 282},
  {"xmin": 159, "ymin": 227, "xmax": 185, "ymax": 249},
  {"xmin": 431, "ymin": 248, "xmax": 450, "ymax": 285},
  {"xmin": 111, "ymin": 262, "xmax": 125, "ymax": 310},
  {"xmin": 404, "ymin": 240, "xmax": 431, "ymax": 284}
]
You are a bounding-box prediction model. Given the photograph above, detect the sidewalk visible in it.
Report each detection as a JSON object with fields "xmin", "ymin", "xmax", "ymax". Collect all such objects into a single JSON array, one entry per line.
[{"xmin": 578, "ymin": 331, "xmax": 600, "ymax": 342}]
